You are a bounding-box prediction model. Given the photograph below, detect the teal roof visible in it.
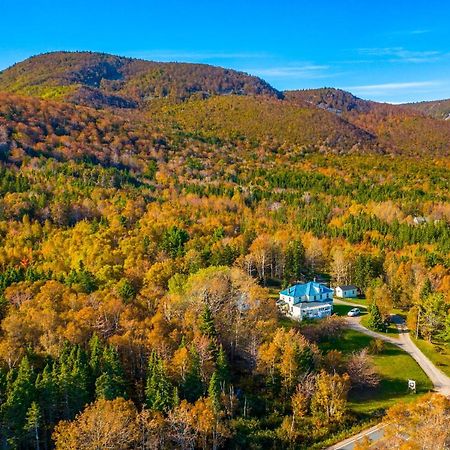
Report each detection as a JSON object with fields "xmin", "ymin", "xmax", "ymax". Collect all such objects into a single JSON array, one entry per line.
[{"xmin": 280, "ymin": 282, "xmax": 333, "ymax": 298}]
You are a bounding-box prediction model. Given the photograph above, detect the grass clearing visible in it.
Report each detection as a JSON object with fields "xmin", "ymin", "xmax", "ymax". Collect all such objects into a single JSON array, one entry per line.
[
  {"xmin": 334, "ymin": 297, "xmax": 368, "ymax": 307},
  {"xmin": 412, "ymin": 337, "xmax": 450, "ymax": 378},
  {"xmin": 318, "ymin": 329, "xmax": 433, "ymax": 416},
  {"xmin": 360, "ymin": 314, "xmax": 399, "ymax": 338},
  {"xmin": 349, "ymin": 342, "xmax": 433, "ymax": 415}
]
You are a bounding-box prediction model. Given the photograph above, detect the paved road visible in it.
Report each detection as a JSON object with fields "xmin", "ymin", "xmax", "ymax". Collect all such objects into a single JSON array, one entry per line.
[
  {"xmin": 345, "ymin": 312, "xmax": 450, "ymax": 397},
  {"xmin": 327, "ymin": 424, "xmax": 386, "ymax": 450},
  {"xmin": 327, "ymin": 299, "xmax": 450, "ymax": 449}
]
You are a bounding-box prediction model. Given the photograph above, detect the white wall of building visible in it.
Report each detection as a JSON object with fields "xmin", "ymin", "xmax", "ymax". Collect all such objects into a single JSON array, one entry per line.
[{"xmin": 335, "ymin": 287, "xmax": 357, "ymax": 298}]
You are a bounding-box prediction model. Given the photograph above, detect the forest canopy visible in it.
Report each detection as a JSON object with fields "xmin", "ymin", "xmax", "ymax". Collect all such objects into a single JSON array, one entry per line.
[{"xmin": 0, "ymin": 52, "xmax": 448, "ymax": 449}]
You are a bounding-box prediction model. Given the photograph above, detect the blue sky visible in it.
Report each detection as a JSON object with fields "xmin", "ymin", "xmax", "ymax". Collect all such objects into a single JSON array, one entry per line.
[{"xmin": 1, "ymin": 0, "xmax": 450, "ymax": 103}]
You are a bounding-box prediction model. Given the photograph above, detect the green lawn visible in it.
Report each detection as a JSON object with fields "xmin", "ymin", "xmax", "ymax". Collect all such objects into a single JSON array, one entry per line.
[
  {"xmin": 319, "ymin": 329, "xmax": 433, "ymax": 416},
  {"xmin": 360, "ymin": 314, "xmax": 399, "ymax": 338},
  {"xmin": 334, "ymin": 296, "xmax": 368, "ymax": 306},
  {"xmin": 320, "ymin": 328, "xmax": 373, "ymax": 354},
  {"xmin": 412, "ymin": 337, "xmax": 450, "ymax": 378},
  {"xmin": 350, "ymin": 342, "xmax": 433, "ymax": 415}
]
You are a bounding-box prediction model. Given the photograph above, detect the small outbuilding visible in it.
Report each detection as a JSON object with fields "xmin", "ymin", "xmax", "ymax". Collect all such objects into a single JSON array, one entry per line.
[{"xmin": 335, "ymin": 285, "xmax": 358, "ymax": 298}]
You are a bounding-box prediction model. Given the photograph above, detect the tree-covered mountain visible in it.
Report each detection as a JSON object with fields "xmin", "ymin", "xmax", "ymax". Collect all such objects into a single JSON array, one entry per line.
[
  {"xmin": 405, "ymin": 98, "xmax": 450, "ymax": 120},
  {"xmin": 0, "ymin": 51, "xmax": 281, "ymax": 107},
  {"xmin": 286, "ymin": 88, "xmax": 450, "ymax": 156},
  {"xmin": 284, "ymin": 88, "xmax": 374, "ymax": 114},
  {"xmin": 152, "ymin": 94, "xmax": 380, "ymax": 154},
  {"xmin": 2, "ymin": 52, "xmax": 450, "ymax": 156},
  {"xmin": 0, "ymin": 52, "xmax": 449, "ymax": 449}
]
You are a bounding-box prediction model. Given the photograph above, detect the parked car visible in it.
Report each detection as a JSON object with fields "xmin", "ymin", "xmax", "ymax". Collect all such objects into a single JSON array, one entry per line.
[{"xmin": 347, "ymin": 308, "xmax": 361, "ymax": 317}]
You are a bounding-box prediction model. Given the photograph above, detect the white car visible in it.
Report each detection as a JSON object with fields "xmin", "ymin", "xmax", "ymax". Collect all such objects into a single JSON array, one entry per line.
[{"xmin": 347, "ymin": 308, "xmax": 361, "ymax": 317}]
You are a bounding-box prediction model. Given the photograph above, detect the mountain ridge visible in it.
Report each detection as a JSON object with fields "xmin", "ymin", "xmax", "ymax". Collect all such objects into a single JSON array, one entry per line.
[
  {"xmin": 405, "ymin": 98, "xmax": 450, "ymax": 120},
  {"xmin": 0, "ymin": 51, "xmax": 282, "ymax": 108},
  {"xmin": 1, "ymin": 52, "xmax": 450, "ymax": 156}
]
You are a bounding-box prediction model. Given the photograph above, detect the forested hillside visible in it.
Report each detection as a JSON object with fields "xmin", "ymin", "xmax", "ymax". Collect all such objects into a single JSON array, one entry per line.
[
  {"xmin": 0, "ymin": 51, "xmax": 281, "ymax": 107},
  {"xmin": 0, "ymin": 53, "xmax": 448, "ymax": 449},
  {"xmin": 287, "ymin": 88, "xmax": 450, "ymax": 156},
  {"xmin": 405, "ymin": 98, "xmax": 450, "ymax": 120}
]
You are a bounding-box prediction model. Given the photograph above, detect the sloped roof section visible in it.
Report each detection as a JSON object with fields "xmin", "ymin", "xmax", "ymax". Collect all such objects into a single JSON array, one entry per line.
[{"xmin": 280, "ymin": 282, "xmax": 333, "ymax": 298}]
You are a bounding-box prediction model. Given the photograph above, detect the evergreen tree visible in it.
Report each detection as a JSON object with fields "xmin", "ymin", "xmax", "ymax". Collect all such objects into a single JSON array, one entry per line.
[
  {"xmin": 66, "ymin": 262, "xmax": 97, "ymax": 293},
  {"xmin": 56, "ymin": 344, "xmax": 90, "ymax": 419},
  {"xmin": 200, "ymin": 305, "xmax": 219, "ymax": 357},
  {"xmin": 353, "ymin": 255, "xmax": 381, "ymax": 292},
  {"xmin": 117, "ymin": 278, "xmax": 136, "ymax": 303},
  {"xmin": 161, "ymin": 226, "xmax": 189, "ymax": 258},
  {"xmin": 182, "ymin": 346, "xmax": 204, "ymax": 402},
  {"xmin": 95, "ymin": 345, "xmax": 127, "ymax": 400},
  {"xmin": 145, "ymin": 351, "xmax": 173, "ymax": 412},
  {"xmin": 298, "ymin": 346, "xmax": 315, "ymax": 373},
  {"xmin": 216, "ymin": 345, "xmax": 230, "ymax": 391},
  {"xmin": 1, "ymin": 356, "xmax": 36, "ymax": 446},
  {"xmin": 24, "ymin": 401, "xmax": 41, "ymax": 450},
  {"xmin": 367, "ymin": 303, "xmax": 385, "ymax": 332},
  {"xmin": 88, "ymin": 333, "xmax": 103, "ymax": 380},
  {"xmin": 0, "ymin": 367, "xmax": 6, "ymax": 406},
  {"xmin": 172, "ymin": 386, "xmax": 180, "ymax": 408},
  {"xmin": 208, "ymin": 371, "xmax": 221, "ymax": 413},
  {"xmin": 199, "ymin": 304, "xmax": 217, "ymax": 339},
  {"xmin": 420, "ymin": 278, "xmax": 433, "ymax": 300},
  {"xmin": 284, "ymin": 240, "xmax": 305, "ymax": 282},
  {"xmin": 35, "ymin": 363, "xmax": 58, "ymax": 445}
]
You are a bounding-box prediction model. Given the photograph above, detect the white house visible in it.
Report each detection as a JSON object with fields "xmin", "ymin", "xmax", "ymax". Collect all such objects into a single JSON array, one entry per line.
[
  {"xmin": 279, "ymin": 281, "xmax": 334, "ymax": 321},
  {"xmin": 335, "ymin": 285, "xmax": 358, "ymax": 298}
]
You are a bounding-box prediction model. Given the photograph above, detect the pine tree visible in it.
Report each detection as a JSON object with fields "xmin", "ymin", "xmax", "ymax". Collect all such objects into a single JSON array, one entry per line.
[
  {"xmin": 95, "ymin": 345, "xmax": 127, "ymax": 400},
  {"xmin": 35, "ymin": 363, "xmax": 58, "ymax": 445},
  {"xmin": 88, "ymin": 334, "xmax": 103, "ymax": 380},
  {"xmin": 182, "ymin": 346, "xmax": 204, "ymax": 402},
  {"xmin": 208, "ymin": 371, "xmax": 221, "ymax": 413},
  {"xmin": 145, "ymin": 351, "xmax": 173, "ymax": 412},
  {"xmin": 216, "ymin": 345, "xmax": 230, "ymax": 391},
  {"xmin": 199, "ymin": 305, "xmax": 217, "ymax": 339},
  {"xmin": 200, "ymin": 305, "xmax": 219, "ymax": 357},
  {"xmin": 0, "ymin": 367, "xmax": 6, "ymax": 405},
  {"xmin": 24, "ymin": 401, "xmax": 41, "ymax": 450},
  {"xmin": 56, "ymin": 344, "xmax": 90, "ymax": 419},
  {"xmin": 284, "ymin": 240, "xmax": 305, "ymax": 282},
  {"xmin": 66, "ymin": 261, "xmax": 97, "ymax": 293},
  {"xmin": 172, "ymin": 386, "xmax": 180, "ymax": 408},
  {"xmin": 117, "ymin": 278, "xmax": 136, "ymax": 303},
  {"xmin": 367, "ymin": 303, "xmax": 385, "ymax": 332},
  {"xmin": 420, "ymin": 278, "xmax": 433, "ymax": 300},
  {"xmin": 161, "ymin": 226, "xmax": 189, "ymax": 258},
  {"xmin": 1, "ymin": 356, "xmax": 36, "ymax": 446}
]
